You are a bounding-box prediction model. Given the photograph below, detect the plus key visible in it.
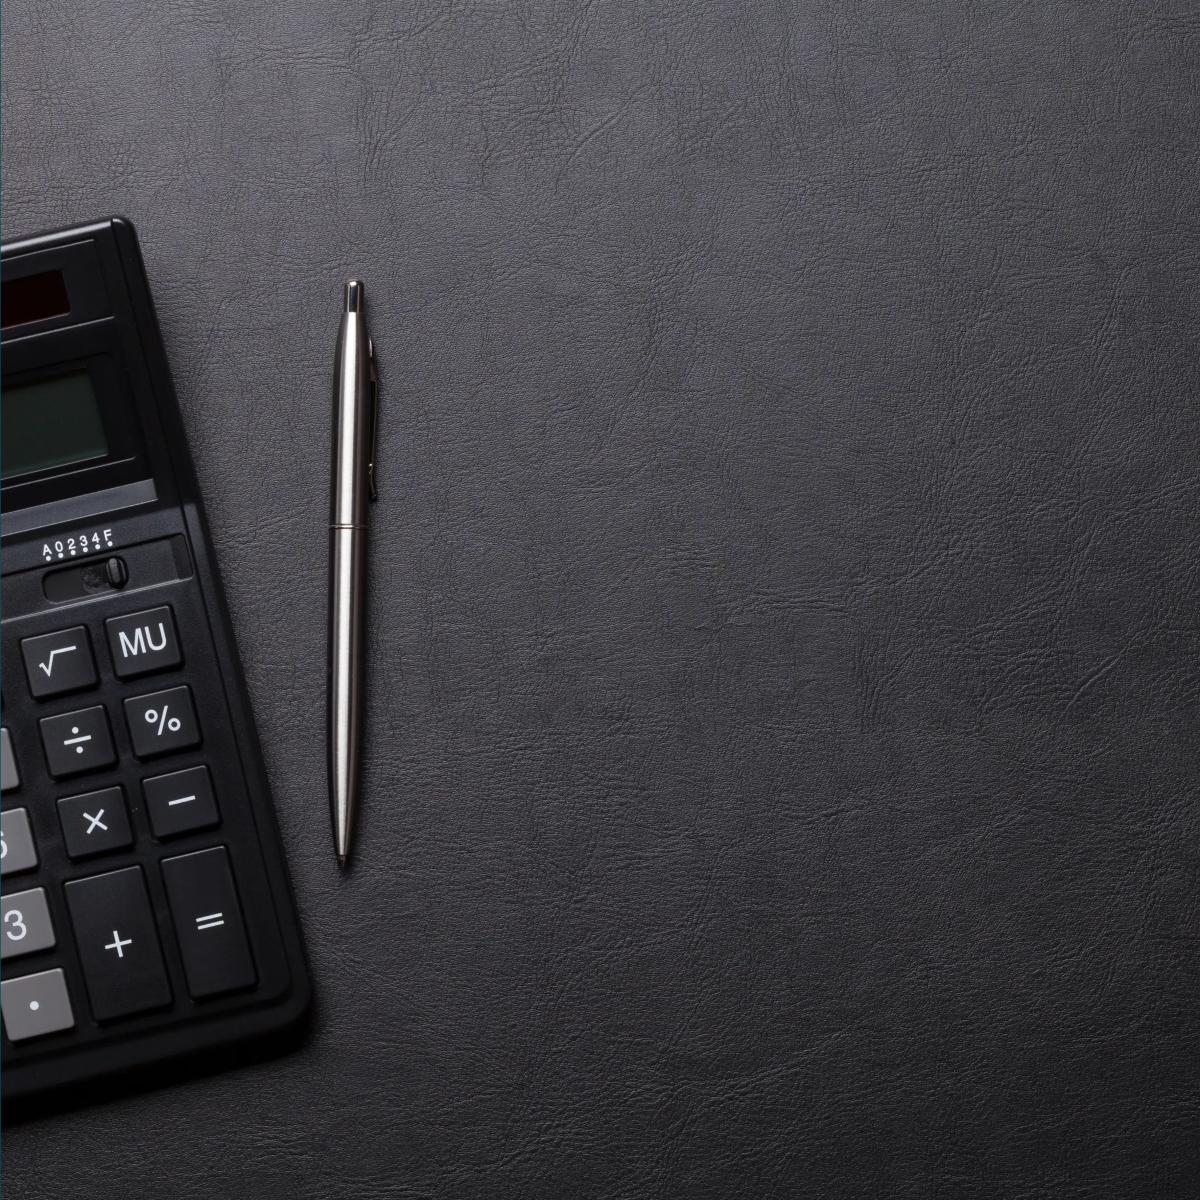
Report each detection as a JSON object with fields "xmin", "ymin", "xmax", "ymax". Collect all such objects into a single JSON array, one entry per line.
[{"xmin": 64, "ymin": 866, "xmax": 171, "ymax": 1020}]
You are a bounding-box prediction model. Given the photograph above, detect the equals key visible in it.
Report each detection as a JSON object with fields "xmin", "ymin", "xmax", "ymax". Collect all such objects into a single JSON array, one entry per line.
[{"xmin": 161, "ymin": 847, "xmax": 255, "ymax": 998}]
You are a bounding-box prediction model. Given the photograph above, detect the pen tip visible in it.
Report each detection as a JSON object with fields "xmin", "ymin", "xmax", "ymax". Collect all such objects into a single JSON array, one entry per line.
[
  {"xmin": 344, "ymin": 279, "xmax": 364, "ymax": 314},
  {"xmin": 337, "ymin": 851, "xmax": 350, "ymax": 870}
]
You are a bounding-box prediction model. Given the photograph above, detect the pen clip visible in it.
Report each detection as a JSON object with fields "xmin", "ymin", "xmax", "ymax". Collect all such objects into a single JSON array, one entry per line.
[{"xmin": 367, "ymin": 337, "xmax": 379, "ymax": 502}]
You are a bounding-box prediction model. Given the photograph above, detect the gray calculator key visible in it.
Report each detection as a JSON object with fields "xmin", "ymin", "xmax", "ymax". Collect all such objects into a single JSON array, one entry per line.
[
  {"xmin": 2, "ymin": 969, "xmax": 75, "ymax": 1041},
  {"xmin": 1, "ymin": 887, "xmax": 56, "ymax": 960},
  {"xmin": 1, "ymin": 729, "xmax": 19, "ymax": 792},
  {"xmin": 1, "ymin": 809, "xmax": 38, "ymax": 876}
]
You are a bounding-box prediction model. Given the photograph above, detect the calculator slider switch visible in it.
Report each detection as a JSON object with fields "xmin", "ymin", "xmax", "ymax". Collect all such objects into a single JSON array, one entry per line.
[
  {"xmin": 104, "ymin": 557, "xmax": 129, "ymax": 589},
  {"xmin": 42, "ymin": 556, "xmax": 130, "ymax": 602}
]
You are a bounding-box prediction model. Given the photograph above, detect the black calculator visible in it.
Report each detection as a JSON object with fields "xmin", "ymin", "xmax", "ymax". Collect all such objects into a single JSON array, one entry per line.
[{"xmin": 1, "ymin": 219, "xmax": 310, "ymax": 1113}]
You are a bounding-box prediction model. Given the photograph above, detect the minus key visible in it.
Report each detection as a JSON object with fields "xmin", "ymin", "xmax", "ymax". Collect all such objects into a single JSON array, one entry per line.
[{"xmin": 142, "ymin": 765, "xmax": 220, "ymax": 838}]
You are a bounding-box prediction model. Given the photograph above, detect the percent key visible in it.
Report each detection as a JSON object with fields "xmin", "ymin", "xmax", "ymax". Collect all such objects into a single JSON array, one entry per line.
[{"xmin": 124, "ymin": 686, "xmax": 202, "ymax": 758}]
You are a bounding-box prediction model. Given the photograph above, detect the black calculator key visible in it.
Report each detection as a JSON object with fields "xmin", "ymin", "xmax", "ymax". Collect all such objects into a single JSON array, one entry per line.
[
  {"xmin": 105, "ymin": 606, "xmax": 182, "ymax": 679},
  {"xmin": 143, "ymin": 765, "xmax": 219, "ymax": 838},
  {"xmin": 39, "ymin": 706, "xmax": 117, "ymax": 779},
  {"xmin": 161, "ymin": 847, "xmax": 256, "ymax": 998},
  {"xmin": 2, "ymin": 887, "xmax": 56, "ymax": 960},
  {"xmin": 2, "ymin": 728, "xmax": 19, "ymax": 791},
  {"xmin": 124, "ymin": 686, "xmax": 201, "ymax": 759},
  {"xmin": 20, "ymin": 626, "xmax": 97, "ymax": 699},
  {"xmin": 1, "ymin": 808, "xmax": 38, "ymax": 876},
  {"xmin": 64, "ymin": 866, "xmax": 172, "ymax": 1021},
  {"xmin": 1, "ymin": 969, "xmax": 75, "ymax": 1042},
  {"xmin": 57, "ymin": 787, "xmax": 133, "ymax": 860}
]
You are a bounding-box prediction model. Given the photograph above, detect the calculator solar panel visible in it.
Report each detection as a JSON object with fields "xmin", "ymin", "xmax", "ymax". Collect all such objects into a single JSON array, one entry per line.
[{"xmin": 1, "ymin": 219, "xmax": 310, "ymax": 1115}]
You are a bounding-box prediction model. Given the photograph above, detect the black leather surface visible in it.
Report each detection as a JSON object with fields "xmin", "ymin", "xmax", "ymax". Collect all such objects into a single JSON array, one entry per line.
[{"xmin": 4, "ymin": 2, "xmax": 1200, "ymax": 1195}]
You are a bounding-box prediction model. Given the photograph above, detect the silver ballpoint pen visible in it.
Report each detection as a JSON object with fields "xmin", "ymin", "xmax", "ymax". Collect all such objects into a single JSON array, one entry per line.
[{"xmin": 329, "ymin": 279, "xmax": 378, "ymax": 868}]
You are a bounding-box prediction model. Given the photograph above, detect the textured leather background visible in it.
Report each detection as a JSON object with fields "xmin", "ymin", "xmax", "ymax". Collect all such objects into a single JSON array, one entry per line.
[{"xmin": 4, "ymin": 2, "xmax": 1200, "ymax": 1196}]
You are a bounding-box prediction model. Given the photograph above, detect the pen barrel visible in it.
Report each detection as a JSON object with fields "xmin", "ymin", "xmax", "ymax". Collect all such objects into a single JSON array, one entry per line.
[
  {"xmin": 328, "ymin": 523, "xmax": 367, "ymax": 859},
  {"xmin": 331, "ymin": 309, "xmax": 373, "ymax": 526},
  {"xmin": 329, "ymin": 284, "xmax": 373, "ymax": 863}
]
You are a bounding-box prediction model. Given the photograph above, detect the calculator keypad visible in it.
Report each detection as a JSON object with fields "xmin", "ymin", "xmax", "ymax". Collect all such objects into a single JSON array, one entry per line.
[{"xmin": 2, "ymin": 597, "xmax": 266, "ymax": 1051}]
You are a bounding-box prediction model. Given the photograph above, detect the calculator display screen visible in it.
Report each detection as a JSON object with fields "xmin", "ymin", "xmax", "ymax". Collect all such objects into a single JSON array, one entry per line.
[
  {"xmin": 2, "ymin": 269, "xmax": 70, "ymax": 328},
  {"xmin": 2, "ymin": 370, "xmax": 110, "ymax": 480}
]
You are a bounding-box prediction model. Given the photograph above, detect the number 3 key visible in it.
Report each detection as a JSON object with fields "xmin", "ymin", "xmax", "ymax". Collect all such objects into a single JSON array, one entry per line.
[{"xmin": 1, "ymin": 888, "xmax": 56, "ymax": 960}]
